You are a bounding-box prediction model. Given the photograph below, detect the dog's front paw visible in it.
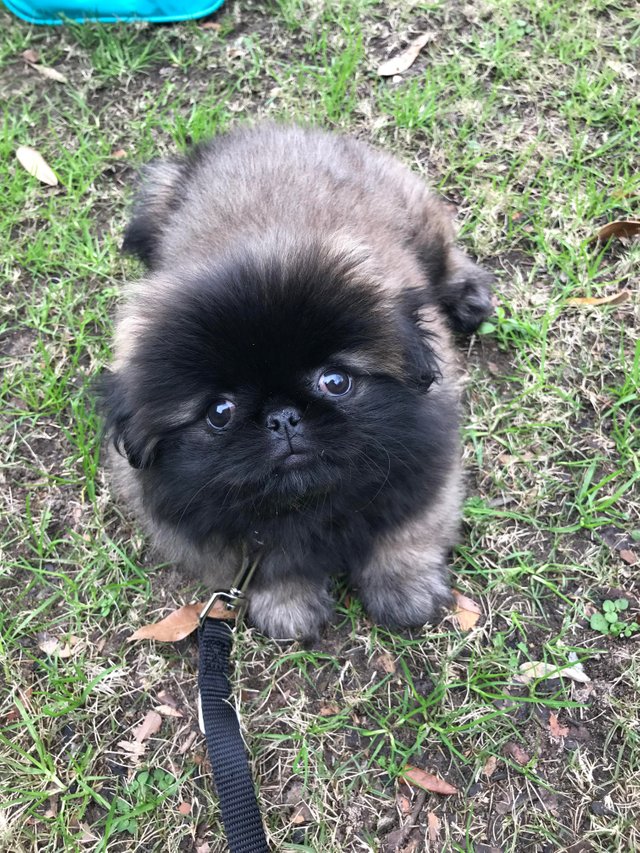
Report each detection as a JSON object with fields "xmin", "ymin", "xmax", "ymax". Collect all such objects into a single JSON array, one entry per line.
[
  {"xmin": 358, "ymin": 573, "xmax": 453, "ymax": 629},
  {"xmin": 248, "ymin": 582, "xmax": 334, "ymax": 641}
]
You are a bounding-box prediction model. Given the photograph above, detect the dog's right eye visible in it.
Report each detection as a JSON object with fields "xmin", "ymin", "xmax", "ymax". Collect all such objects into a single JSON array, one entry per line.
[{"xmin": 206, "ymin": 399, "xmax": 236, "ymax": 430}]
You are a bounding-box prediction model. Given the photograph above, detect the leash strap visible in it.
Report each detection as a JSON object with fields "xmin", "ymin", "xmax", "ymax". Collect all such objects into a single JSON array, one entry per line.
[{"xmin": 198, "ymin": 617, "xmax": 270, "ymax": 853}]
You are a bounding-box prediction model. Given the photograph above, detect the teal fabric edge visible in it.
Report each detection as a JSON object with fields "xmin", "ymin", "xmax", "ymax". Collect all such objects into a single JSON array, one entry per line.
[{"xmin": 3, "ymin": 0, "xmax": 224, "ymax": 25}]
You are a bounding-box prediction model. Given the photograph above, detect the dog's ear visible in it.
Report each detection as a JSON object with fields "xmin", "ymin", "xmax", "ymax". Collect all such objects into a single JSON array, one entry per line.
[
  {"xmin": 397, "ymin": 291, "xmax": 442, "ymax": 393},
  {"xmin": 122, "ymin": 157, "xmax": 186, "ymax": 268},
  {"xmin": 98, "ymin": 370, "xmax": 159, "ymax": 469},
  {"xmin": 436, "ymin": 249, "xmax": 494, "ymax": 334}
]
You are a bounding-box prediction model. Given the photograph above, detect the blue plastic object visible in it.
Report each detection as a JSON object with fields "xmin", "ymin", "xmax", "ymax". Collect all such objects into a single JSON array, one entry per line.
[{"xmin": 5, "ymin": 0, "xmax": 224, "ymax": 24}]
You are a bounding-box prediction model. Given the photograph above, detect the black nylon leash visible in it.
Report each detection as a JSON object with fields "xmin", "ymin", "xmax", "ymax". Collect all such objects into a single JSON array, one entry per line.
[{"xmin": 197, "ymin": 556, "xmax": 270, "ymax": 853}]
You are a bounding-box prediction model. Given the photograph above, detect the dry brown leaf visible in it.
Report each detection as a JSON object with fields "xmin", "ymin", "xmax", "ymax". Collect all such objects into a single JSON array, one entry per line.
[
  {"xmin": 118, "ymin": 710, "xmax": 163, "ymax": 758},
  {"xmin": 57, "ymin": 642, "xmax": 73, "ymax": 659},
  {"xmin": 128, "ymin": 600, "xmax": 235, "ymax": 643},
  {"xmin": 505, "ymin": 742, "xmax": 530, "ymax": 765},
  {"xmin": 117, "ymin": 739, "xmax": 145, "ymax": 757},
  {"xmin": 549, "ymin": 713, "xmax": 569, "ymax": 738},
  {"xmin": 38, "ymin": 636, "xmax": 60, "ymax": 656},
  {"xmin": 619, "ymin": 549, "xmax": 638, "ymax": 566},
  {"xmin": 318, "ymin": 701, "xmax": 341, "ymax": 716},
  {"xmin": 201, "ymin": 20, "xmax": 221, "ymax": 30},
  {"xmin": 377, "ymin": 32, "xmax": 434, "ymax": 76},
  {"xmin": 290, "ymin": 803, "xmax": 312, "ymax": 825},
  {"xmin": 396, "ymin": 792, "xmax": 412, "ymax": 816},
  {"xmin": 38, "ymin": 634, "xmax": 80, "ymax": 659},
  {"xmin": 566, "ymin": 290, "xmax": 630, "ymax": 307},
  {"xmin": 111, "ymin": 148, "xmax": 127, "ymax": 159},
  {"xmin": 16, "ymin": 146, "xmax": 58, "ymax": 186},
  {"xmin": 375, "ymin": 652, "xmax": 397, "ymax": 674},
  {"xmin": 44, "ymin": 795, "xmax": 58, "ymax": 818},
  {"xmin": 78, "ymin": 822, "xmax": 98, "ymax": 843},
  {"xmin": 32, "ymin": 64, "xmax": 68, "ymax": 83},
  {"xmin": 591, "ymin": 219, "xmax": 640, "ymax": 243},
  {"xmin": 178, "ymin": 731, "xmax": 198, "ymax": 755},
  {"xmin": 21, "ymin": 48, "xmax": 40, "ymax": 63},
  {"xmin": 400, "ymin": 765, "xmax": 458, "ymax": 795},
  {"xmin": 57, "ymin": 635, "xmax": 80, "ymax": 658},
  {"xmin": 157, "ymin": 689, "xmax": 180, "ymax": 708},
  {"xmin": 451, "ymin": 589, "xmax": 482, "ymax": 630},
  {"xmin": 482, "ymin": 755, "xmax": 498, "ymax": 778},
  {"xmin": 427, "ymin": 811, "xmax": 441, "ymax": 843},
  {"xmin": 133, "ymin": 710, "xmax": 163, "ymax": 743},
  {"xmin": 177, "ymin": 801, "xmax": 192, "ymax": 815},
  {"xmin": 154, "ymin": 704, "xmax": 183, "ymax": 718}
]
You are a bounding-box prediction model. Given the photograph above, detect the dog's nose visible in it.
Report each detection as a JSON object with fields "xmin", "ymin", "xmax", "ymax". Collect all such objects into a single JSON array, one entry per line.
[{"xmin": 266, "ymin": 407, "xmax": 303, "ymax": 435}]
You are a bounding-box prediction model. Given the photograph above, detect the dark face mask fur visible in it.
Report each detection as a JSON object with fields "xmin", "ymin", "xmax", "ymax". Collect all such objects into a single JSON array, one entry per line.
[{"xmin": 101, "ymin": 124, "xmax": 493, "ymax": 640}]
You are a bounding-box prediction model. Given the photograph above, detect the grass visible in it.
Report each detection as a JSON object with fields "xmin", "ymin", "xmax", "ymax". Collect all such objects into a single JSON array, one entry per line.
[{"xmin": 1, "ymin": 0, "xmax": 639, "ymax": 850}]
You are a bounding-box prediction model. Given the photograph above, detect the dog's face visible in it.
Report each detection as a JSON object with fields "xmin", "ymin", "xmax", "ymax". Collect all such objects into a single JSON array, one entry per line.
[{"xmin": 103, "ymin": 238, "xmax": 456, "ymax": 546}]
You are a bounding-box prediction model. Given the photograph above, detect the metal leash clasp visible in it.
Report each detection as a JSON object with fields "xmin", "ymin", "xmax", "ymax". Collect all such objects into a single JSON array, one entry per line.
[
  {"xmin": 197, "ymin": 550, "xmax": 260, "ymax": 736},
  {"xmin": 198, "ymin": 551, "xmax": 261, "ymax": 627}
]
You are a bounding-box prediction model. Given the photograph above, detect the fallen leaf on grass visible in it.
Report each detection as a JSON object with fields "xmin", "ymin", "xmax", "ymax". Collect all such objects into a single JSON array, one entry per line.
[
  {"xmin": 117, "ymin": 710, "xmax": 163, "ymax": 758},
  {"xmin": 549, "ymin": 713, "xmax": 569, "ymax": 738},
  {"xmin": 178, "ymin": 731, "xmax": 198, "ymax": 755},
  {"xmin": 396, "ymin": 792, "xmax": 412, "ymax": 816},
  {"xmin": 44, "ymin": 795, "xmax": 58, "ymax": 818},
  {"xmin": 451, "ymin": 590, "xmax": 482, "ymax": 630},
  {"xmin": 517, "ymin": 660, "xmax": 591, "ymax": 684},
  {"xmin": 200, "ymin": 20, "xmax": 221, "ymax": 30},
  {"xmin": 177, "ymin": 801, "xmax": 192, "ymax": 815},
  {"xmin": 400, "ymin": 765, "xmax": 458, "ymax": 795},
  {"xmin": 31, "ymin": 64, "xmax": 68, "ymax": 83},
  {"xmin": 133, "ymin": 710, "xmax": 162, "ymax": 743},
  {"xmin": 377, "ymin": 33, "xmax": 434, "ymax": 76},
  {"xmin": 318, "ymin": 701, "xmax": 341, "ymax": 716},
  {"xmin": 37, "ymin": 634, "xmax": 80, "ymax": 658},
  {"xmin": 38, "ymin": 636, "xmax": 61, "ymax": 656},
  {"xmin": 619, "ymin": 549, "xmax": 638, "ymax": 566},
  {"xmin": 482, "ymin": 755, "xmax": 498, "ymax": 778},
  {"xmin": 375, "ymin": 652, "xmax": 397, "ymax": 674},
  {"xmin": 16, "ymin": 146, "xmax": 58, "ymax": 186},
  {"xmin": 427, "ymin": 811, "xmax": 441, "ymax": 843},
  {"xmin": 154, "ymin": 704, "xmax": 183, "ymax": 718},
  {"xmin": 504, "ymin": 742, "xmax": 530, "ymax": 765},
  {"xmin": 77, "ymin": 822, "xmax": 98, "ymax": 843},
  {"xmin": 111, "ymin": 148, "xmax": 127, "ymax": 159},
  {"xmin": 128, "ymin": 600, "xmax": 235, "ymax": 643},
  {"xmin": 290, "ymin": 803, "xmax": 312, "ymax": 825},
  {"xmin": 21, "ymin": 48, "xmax": 68, "ymax": 82},
  {"xmin": 590, "ymin": 219, "xmax": 640, "ymax": 243},
  {"xmin": 156, "ymin": 689, "xmax": 180, "ymax": 708},
  {"xmin": 566, "ymin": 290, "xmax": 630, "ymax": 307}
]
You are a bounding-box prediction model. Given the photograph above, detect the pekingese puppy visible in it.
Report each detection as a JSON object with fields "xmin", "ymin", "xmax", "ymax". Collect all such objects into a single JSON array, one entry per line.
[{"xmin": 102, "ymin": 124, "xmax": 492, "ymax": 640}]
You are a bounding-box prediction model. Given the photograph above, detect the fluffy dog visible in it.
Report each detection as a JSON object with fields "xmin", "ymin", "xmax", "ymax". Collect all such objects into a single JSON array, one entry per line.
[{"xmin": 102, "ymin": 124, "xmax": 492, "ymax": 640}]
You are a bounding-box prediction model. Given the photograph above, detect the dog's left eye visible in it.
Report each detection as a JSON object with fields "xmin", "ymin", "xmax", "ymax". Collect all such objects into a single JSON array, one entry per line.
[
  {"xmin": 318, "ymin": 369, "xmax": 352, "ymax": 396},
  {"xmin": 206, "ymin": 399, "xmax": 236, "ymax": 430}
]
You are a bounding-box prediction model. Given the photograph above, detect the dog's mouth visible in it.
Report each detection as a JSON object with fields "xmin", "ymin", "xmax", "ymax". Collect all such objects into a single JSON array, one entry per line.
[
  {"xmin": 275, "ymin": 449, "xmax": 315, "ymax": 470},
  {"xmin": 264, "ymin": 447, "xmax": 340, "ymax": 502},
  {"xmin": 270, "ymin": 435, "xmax": 317, "ymax": 471}
]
